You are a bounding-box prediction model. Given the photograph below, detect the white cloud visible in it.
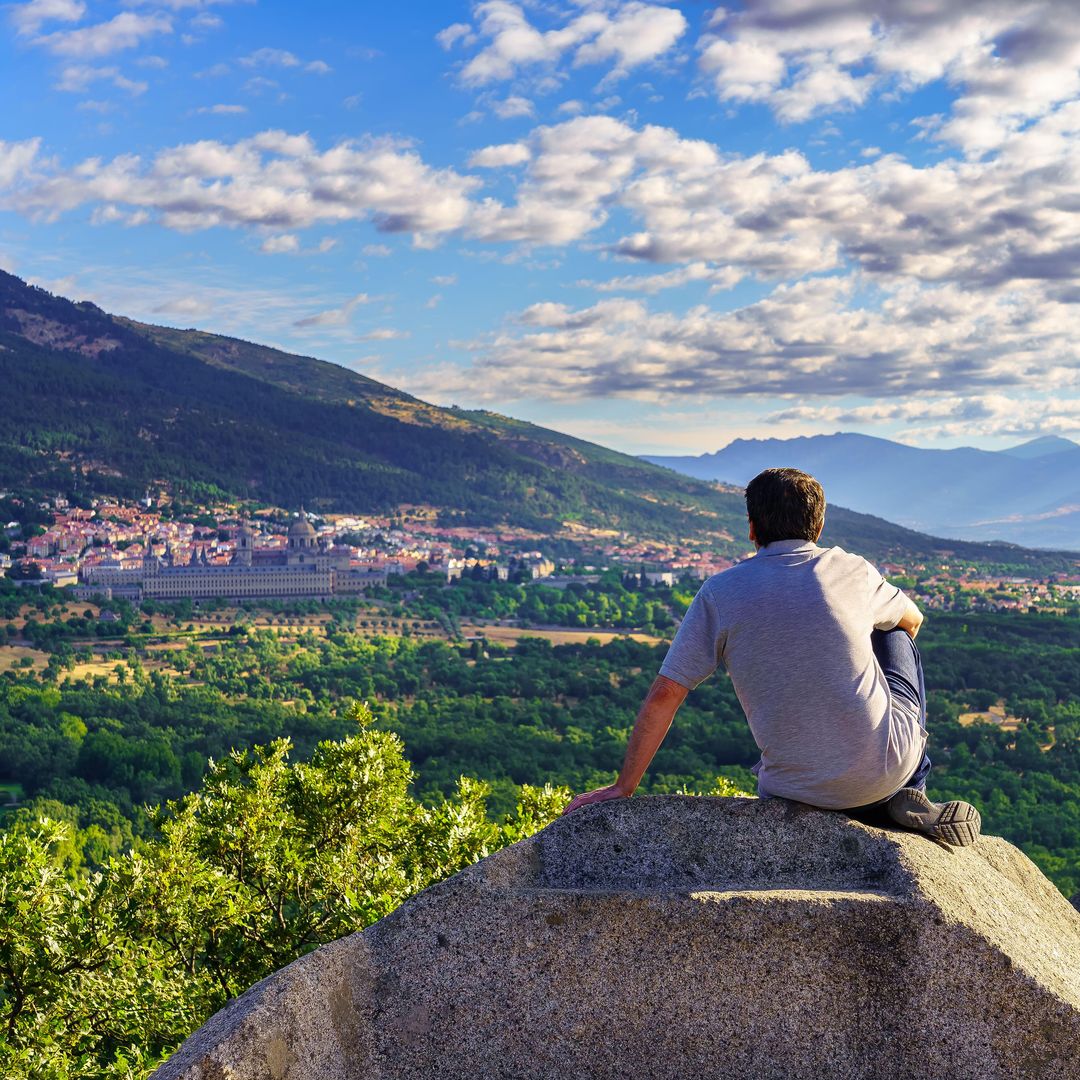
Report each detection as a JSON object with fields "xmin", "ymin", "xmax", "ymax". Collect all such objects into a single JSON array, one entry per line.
[
  {"xmin": 294, "ymin": 293, "xmax": 373, "ymax": 328},
  {"xmin": 242, "ymin": 76, "xmax": 278, "ymax": 95},
  {"xmin": 108, "ymin": 71, "xmax": 145, "ymax": 94},
  {"xmin": 468, "ymin": 141, "xmax": 530, "ymax": 167},
  {"xmin": 459, "ymin": 2, "xmax": 595, "ymax": 85},
  {"xmin": 196, "ymin": 103, "xmax": 247, "ymax": 114},
  {"xmin": 432, "ymin": 274, "xmax": 457, "ymax": 286},
  {"xmin": 698, "ymin": 38, "xmax": 786, "ymax": 103},
  {"xmin": 240, "ymin": 47, "xmax": 300, "ymax": 68},
  {"xmin": 763, "ymin": 394, "xmax": 1080, "ymax": 443},
  {"xmin": 152, "ymin": 294, "xmax": 212, "ymax": 317},
  {"xmin": 695, "ymin": 1, "xmax": 1080, "ymax": 152},
  {"xmin": 89, "ymin": 204, "xmax": 150, "ymax": 225},
  {"xmin": 189, "ymin": 11, "xmax": 222, "ymax": 31},
  {"xmin": 362, "ymin": 243, "xmax": 392, "ymax": 257},
  {"xmin": 15, "ymin": 103, "xmax": 1080, "ymax": 299},
  {"xmin": 466, "ymin": 115, "xmax": 645, "ymax": 246},
  {"xmin": 572, "ymin": 1, "xmax": 687, "ymax": 77},
  {"xmin": 124, "ymin": 0, "xmax": 244, "ymax": 8},
  {"xmin": 259, "ymin": 233, "xmax": 338, "ymax": 256},
  {"xmin": 490, "ymin": 95, "xmax": 535, "ymax": 119},
  {"xmin": 466, "ymin": 115, "xmax": 832, "ymax": 264},
  {"xmin": 771, "ymin": 63, "xmax": 874, "ymax": 123},
  {"xmin": 436, "ymin": 21, "xmax": 474, "ymax": 50},
  {"xmin": 358, "ymin": 327, "xmax": 409, "ymax": 340},
  {"xmin": 36, "ymin": 11, "xmax": 171, "ymax": 57},
  {"xmin": 456, "ymin": 1, "xmax": 687, "ymax": 88},
  {"xmin": 583, "ymin": 262, "xmax": 743, "ymax": 294},
  {"xmin": 464, "ymin": 109, "xmax": 1080, "ymax": 301},
  {"xmin": 10, "ymin": 0, "xmax": 84, "ymax": 36},
  {"xmin": 400, "ymin": 276, "xmax": 1080, "ymax": 406},
  {"xmin": 6, "ymin": 130, "xmax": 481, "ymax": 241},
  {"xmin": 9, "ymin": 108, "xmax": 1080, "ymax": 305},
  {"xmin": 56, "ymin": 64, "xmax": 147, "ymax": 94},
  {"xmin": 0, "ymin": 139, "xmax": 41, "ymax": 188},
  {"xmin": 240, "ymin": 48, "xmax": 331, "ymax": 74},
  {"xmin": 260, "ymin": 233, "xmax": 299, "ymax": 254}
]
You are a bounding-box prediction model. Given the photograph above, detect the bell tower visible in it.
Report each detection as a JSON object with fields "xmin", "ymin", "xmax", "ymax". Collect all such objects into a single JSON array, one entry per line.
[{"xmin": 235, "ymin": 524, "xmax": 254, "ymax": 567}]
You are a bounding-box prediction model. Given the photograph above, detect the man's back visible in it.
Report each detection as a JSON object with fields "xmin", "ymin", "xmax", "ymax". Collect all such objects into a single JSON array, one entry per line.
[
  {"xmin": 562, "ymin": 466, "xmax": 979, "ymax": 847},
  {"xmin": 659, "ymin": 539, "xmax": 926, "ymax": 809}
]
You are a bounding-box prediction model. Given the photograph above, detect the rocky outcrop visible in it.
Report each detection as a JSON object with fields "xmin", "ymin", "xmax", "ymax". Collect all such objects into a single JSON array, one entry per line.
[{"xmin": 154, "ymin": 796, "xmax": 1080, "ymax": 1080}]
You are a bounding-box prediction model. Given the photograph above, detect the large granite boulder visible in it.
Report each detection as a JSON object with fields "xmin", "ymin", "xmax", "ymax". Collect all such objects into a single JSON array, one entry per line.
[{"xmin": 154, "ymin": 796, "xmax": 1080, "ymax": 1080}]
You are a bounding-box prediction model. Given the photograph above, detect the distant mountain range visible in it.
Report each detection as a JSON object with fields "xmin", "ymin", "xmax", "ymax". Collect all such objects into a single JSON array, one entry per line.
[
  {"xmin": 0, "ymin": 269, "xmax": 1074, "ymax": 571},
  {"xmin": 645, "ymin": 433, "xmax": 1080, "ymax": 550}
]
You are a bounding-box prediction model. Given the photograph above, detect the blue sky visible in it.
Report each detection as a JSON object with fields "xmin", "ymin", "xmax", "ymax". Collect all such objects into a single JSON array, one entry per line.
[{"xmin": 2, "ymin": 0, "xmax": 1079, "ymax": 455}]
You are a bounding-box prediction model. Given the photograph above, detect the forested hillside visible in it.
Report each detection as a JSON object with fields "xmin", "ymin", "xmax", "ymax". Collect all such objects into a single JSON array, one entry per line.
[
  {"xmin": 1, "ymin": 269, "xmax": 1074, "ymax": 571},
  {"xmin": 0, "ymin": 269, "xmax": 728, "ymax": 542}
]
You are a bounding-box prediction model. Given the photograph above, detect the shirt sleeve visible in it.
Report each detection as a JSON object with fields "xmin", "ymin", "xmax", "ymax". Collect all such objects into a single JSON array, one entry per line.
[
  {"xmin": 867, "ymin": 562, "xmax": 912, "ymax": 631},
  {"xmin": 658, "ymin": 585, "xmax": 725, "ymax": 689}
]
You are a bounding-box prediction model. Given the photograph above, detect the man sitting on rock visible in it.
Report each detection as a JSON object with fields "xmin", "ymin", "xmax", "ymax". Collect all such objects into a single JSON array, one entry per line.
[{"xmin": 564, "ymin": 467, "xmax": 981, "ymax": 846}]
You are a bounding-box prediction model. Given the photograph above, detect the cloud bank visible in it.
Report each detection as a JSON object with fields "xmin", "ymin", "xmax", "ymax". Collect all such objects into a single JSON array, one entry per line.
[{"xmin": 697, "ymin": 0, "xmax": 1080, "ymax": 153}]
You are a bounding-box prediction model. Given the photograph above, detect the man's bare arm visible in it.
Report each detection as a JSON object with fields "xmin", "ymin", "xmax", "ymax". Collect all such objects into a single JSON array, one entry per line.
[
  {"xmin": 562, "ymin": 674, "xmax": 689, "ymax": 815},
  {"xmin": 896, "ymin": 599, "xmax": 924, "ymax": 639}
]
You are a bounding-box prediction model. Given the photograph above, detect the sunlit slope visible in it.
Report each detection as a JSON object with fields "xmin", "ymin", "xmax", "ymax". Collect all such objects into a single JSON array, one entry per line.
[
  {"xmin": 0, "ymin": 269, "xmax": 1074, "ymax": 570},
  {"xmin": 0, "ymin": 270, "xmax": 730, "ymax": 541}
]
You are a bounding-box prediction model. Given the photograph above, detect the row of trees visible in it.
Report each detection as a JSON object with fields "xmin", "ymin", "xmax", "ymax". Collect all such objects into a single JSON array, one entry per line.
[{"xmin": 380, "ymin": 572, "xmax": 688, "ymax": 634}]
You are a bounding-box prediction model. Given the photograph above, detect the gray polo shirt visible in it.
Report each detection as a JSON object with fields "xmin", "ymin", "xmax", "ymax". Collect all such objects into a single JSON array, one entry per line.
[{"xmin": 659, "ymin": 539, "xmax": 926, "ymax": 810}]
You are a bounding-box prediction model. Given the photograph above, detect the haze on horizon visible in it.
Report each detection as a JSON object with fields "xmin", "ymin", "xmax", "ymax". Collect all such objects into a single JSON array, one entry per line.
[{"xmin": 2, "ymin": 0, "xmax": 1079, "ymax": 457}]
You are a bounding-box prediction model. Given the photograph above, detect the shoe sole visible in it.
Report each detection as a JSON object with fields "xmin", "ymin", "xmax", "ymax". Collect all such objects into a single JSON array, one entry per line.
[{"xmin": 887, "ymin": 788, "xmax": 982, "ymax": 847}]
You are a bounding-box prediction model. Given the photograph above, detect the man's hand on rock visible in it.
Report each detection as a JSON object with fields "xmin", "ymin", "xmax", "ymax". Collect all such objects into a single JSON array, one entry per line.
[
  {"xmin": 562, "ymin": 783, "xmax": 629, "ymax": 816},
  {"xmin": 562, "ymin": 676, "xmax": 687, "ymax": 817}
]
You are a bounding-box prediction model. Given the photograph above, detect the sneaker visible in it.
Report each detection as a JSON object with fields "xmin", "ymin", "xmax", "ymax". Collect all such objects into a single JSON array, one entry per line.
[{"xmin": 884, "ymin": 787, "xmax": 981, "ymax": 847}]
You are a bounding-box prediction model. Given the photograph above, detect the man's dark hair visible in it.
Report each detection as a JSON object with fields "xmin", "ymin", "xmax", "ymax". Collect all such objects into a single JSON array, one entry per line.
[{"xmin": 745, "ymin": 468, "xmax": 826, "ymax": 547}]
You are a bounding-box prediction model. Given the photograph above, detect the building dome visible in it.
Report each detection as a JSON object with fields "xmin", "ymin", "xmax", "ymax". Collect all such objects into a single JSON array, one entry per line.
[{"xmin": 289, "ymin": 510, "xmax": 316, "ymax": 539}]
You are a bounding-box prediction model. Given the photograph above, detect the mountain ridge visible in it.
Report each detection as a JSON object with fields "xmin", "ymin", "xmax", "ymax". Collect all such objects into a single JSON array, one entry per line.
[
  {"xmin": 645, "ymin": 432, "xmax": 1080, "ymax": 549},
  {"xmin": 0, "ymin": 269, "xmax": 1075, "ymax": 570},
  {"xmin": 1000, "ymin": 435, "xmax": 1080, "ymax": 459}
]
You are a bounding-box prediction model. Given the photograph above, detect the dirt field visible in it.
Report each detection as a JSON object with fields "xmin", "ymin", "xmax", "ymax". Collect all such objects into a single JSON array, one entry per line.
[
  {"xmin": 957, "ymin": 700, "xmax": 1021, "ymax": 731},
  {"xmin": 63, "ymin": 660, "xmax": 126, "ymax": 683},
  {"xmin": 0, "ymin": 645, "xmax": 48, "ymax": 674}
]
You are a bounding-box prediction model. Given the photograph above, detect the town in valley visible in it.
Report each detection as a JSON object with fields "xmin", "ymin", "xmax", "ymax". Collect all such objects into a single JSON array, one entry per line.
[{"xmin": 4, "ymin": 489, "xmax": 1079, "ymax": 616}]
